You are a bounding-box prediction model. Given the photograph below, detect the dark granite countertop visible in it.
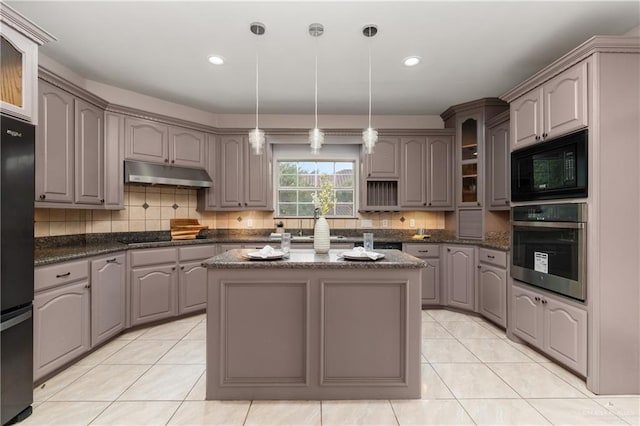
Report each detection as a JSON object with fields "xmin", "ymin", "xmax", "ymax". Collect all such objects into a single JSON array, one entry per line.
[
  {"xmin": 202, "ymin": 249, "xmax": 425, "ymax": 270},
  {"xmin": 34, "ymin": 230, "xmax": 510, "ymax": 266}
]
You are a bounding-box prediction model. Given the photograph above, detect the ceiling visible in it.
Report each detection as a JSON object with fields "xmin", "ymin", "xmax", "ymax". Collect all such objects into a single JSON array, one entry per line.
[{"xmin": 8, "ymin": 1, "xmax": 640, "ymax": 116}]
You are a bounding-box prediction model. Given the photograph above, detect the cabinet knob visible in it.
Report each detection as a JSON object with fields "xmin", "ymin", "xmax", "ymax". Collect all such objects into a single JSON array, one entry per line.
[
  {"xmin": 428, "ymin": 202, "xmax": 432, "ymax": 206},
  {"xmin": 39, "ymin": 194, "xmax": 46, "ymax": 200},
  {"xmin": 541, "ymin": 299, "xmax": 548, "ymax": 305},
  {"xmin": 244, "ymin": 202, "xmax": 248, "ymax": 206},
  {"xmin": 164, "ymin": 159, "xmax": 169, "ymax": 163},
  {"xmin": 84, "ymin": 284, "xmax": 91, "ymax": 289},
  {"xmin": 534, "ymin": 296, "xmax": 541, "ymax": 302},
  {"xmin": 505, "ymin": 200, "xmax": 509, "ymax": 205},
  {"xmin": 100, "ymin": 199, "xmax": 105, "ymax": 204},
  {"xmin": 535, "ymin": 135, "xmax": 541, "ymax": 141},
  {"xmin": 447, "ymin": 248, "xmax": 451, "ymax": 252},
  {"xmin": 477, "ymin": 265, "xmax": 481, "ymax": 269},
  {"xmin": 180, "ymin": 266, "xmax": 185, "ymax": 270},
  {"xmin": 542, "ymin": 133, "xmax": 548, "ymax": 139},
  {"xmin": 171, "ymin": 160, "xmax": 175, "ymax": 164},
  {"xmin": 171, "ymin": 266, "xmax": 176, "ymax": 271},
  {"xmin": 477, "ymin": 202, "xmax": 481, "ymax": 206},
  {"xmin": 423, "ymin": 202, "xmax": 427, "ymax": 206},
  {"xmin": 238, "ymin": 202, "xmax": 242, "ymax": 206},
  {"xmin": 368, "ymin": 173, "xmax": 371, "ymax": 177}
]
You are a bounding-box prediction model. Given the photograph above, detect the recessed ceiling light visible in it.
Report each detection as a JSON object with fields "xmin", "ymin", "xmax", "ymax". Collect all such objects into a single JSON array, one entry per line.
[
  {"xmin": 208, "ymin": 55, "xmax": 225, "ymax": 65},
  {"xmin": 403, "ymin": 56, "xmax": 421, "ymax": 67}
]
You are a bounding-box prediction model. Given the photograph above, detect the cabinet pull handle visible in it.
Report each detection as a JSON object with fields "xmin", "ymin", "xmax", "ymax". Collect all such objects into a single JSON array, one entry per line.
[
  {"xmin": 541, "ymin": 299, "xmax": 547, "ymax": 304},
  {"xmin": 106, "ymin": 258, "xmax": 117, "ymax": 263},
  {"xmin": 56, "ymin": 272, "xmax": 71, "ymax": 278},
  {"xmin": 39, "ymin": 194, "xmax": 46, "ymax": 200},
  {"xmin": 534, "ymin": 296, "xmax": 540, "ymax": 302},
  {"xmin": 418, "ymin": 250, "xmax": 429, "ymax": 253},
  {"xmin": 487, "ymin": 255, "xmax": 495, "ymax": 259}
]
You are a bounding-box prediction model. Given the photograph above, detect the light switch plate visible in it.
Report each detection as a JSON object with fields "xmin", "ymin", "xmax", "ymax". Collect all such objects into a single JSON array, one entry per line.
[
  {"xmin": 409, "ymin": 218, "xmax": 416, "ymax": 228},
  {"xmin": 382, "ymin": 219, "xmax": 389, "ymax": 228},
  {"xmin": 246, "ymin": 219, "xmax": 254, "ymax": 228}
]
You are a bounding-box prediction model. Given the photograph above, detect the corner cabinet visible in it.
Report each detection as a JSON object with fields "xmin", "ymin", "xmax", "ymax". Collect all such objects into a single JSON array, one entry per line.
[
  {"xmin": 0, "ymin": 3, "xmax": 53, "ymax": 122},
  {"xmin": 477, "ymin": 248, "xmax": 508, "ymax": 328},
  {"xmin": 90, "ymin": 253, "xmax": 126, "ymax": 346},
  {"xmin": 511, "ymin": 61, "xmax": 588, "ymax": 150},
  {"xmin": 444, "ymin": 245, "xmax": 476, "ymax": 311},
  {"xmin": 218, "ymin": 134, "xmax": 272, "ymax": 210},
  {"xmin": 511, "ymin": 282, "xmax": 587, "ymax": 375}
]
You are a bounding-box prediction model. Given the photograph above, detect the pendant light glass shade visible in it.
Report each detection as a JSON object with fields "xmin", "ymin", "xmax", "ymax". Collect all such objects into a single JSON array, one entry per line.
[
  {"xmin": 249, "ymin": 22, "xmax": 266, "ymax": 155},
  {"xmin": 362, "ymin": 25, "xmax": 378, "ymax": 154},
  {"xmin": 309, "ymin": 23, "xmax": 324, "ymax": 155}
]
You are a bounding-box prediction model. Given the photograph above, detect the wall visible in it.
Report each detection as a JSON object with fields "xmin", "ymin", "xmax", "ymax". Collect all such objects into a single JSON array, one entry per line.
[{"xmin": 34, "ymin": 185, "xmax": 446, "ymax": 237}]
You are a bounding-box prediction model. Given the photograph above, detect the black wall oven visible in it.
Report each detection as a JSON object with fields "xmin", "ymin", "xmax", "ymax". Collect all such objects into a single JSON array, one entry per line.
[
  {"xmin": 511, "ymin": 129, "xmax": 587, "ymax": 202},
  {"xmin": 511, "ymin": 203, "xmax": 587, "ymax": 301}
]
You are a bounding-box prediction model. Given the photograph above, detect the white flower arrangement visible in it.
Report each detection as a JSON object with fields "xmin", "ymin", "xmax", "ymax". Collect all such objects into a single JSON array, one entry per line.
[{"xmin": 311, "ymin": 175, "xmax": 336, "ymax": 216}]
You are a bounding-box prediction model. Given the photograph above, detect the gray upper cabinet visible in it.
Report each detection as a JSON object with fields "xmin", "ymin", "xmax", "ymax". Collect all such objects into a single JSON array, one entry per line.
[
  {"xmin": 124, "ymin": 117, "xmax": 206, "ymax": 168},
  {"xmin": 197, "ymin": 133, "xmax": 218, "ymax": 210},
  {"xmin": 486, "ymin": 112, "xmax": 510, "ymax": 210},
  {"xmin": 36, "ymin": 80, "xmax": 75, "ymax": 203},
  {"xmin": 90, "ymin": 253, "xmax": 126, "ymax": 346},
  {"xmin": 218, "ymin": 134, "xmax": 271, "ymax": 210},
  {"xmin": 399, "ymin": 134, "xmax": 453, "ymax": 210},
  {"xmin": 103, "ymin": 112, "xmax": 125, "ymax": 209},
  {"xmin": 364, "ymin": 137, "xmax": 400, "ymax": 179},
  {"xmin": 124, "ymin": 116, "xmax": 170, "ymax": 164},
  {"xmin": 169, "ymin": 126, "xmax": 206, "ymax": 168},
  {"xmin": 511, "ymin": 61, "xmax": 588, "ymax": 150},
  {"xmin": 445, "ymin": 245, "xmax": 476, "ymax": 311},
  {"xmin": 74, "ymin": 98, "xmax": 104, "ymax": 205}
]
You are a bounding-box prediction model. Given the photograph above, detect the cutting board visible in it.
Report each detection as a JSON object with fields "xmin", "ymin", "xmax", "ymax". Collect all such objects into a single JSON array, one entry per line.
[{"xmin": 170, "ymin": 219, "xmax": 208, "ymax": 240}]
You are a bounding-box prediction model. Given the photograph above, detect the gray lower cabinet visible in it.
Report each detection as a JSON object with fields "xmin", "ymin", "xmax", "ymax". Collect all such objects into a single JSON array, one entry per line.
[
  {"xmin": 511, "ymin": 282, "xmax": 587, "ymax": 375},
  {"xmin": 90, "ymin": 253, "xmax": 126, "ymax": 346},
  {"xmin": 178, "ymin": 245, "xmax": 216, "ymax": 314},
  {"xmin": 34, "ymin": 260, "xmax": 91, "ymax": 381},
  {"xmin": 444, "ymin": 245, "xmax": 476, "ymax": 310},
  {"xmin": 477, "ymin": 248, "xmax": 508, "ymax": 327},
  {"xmin": 403, "ymin": 243, "xmax": 440, "ymax": 305}
]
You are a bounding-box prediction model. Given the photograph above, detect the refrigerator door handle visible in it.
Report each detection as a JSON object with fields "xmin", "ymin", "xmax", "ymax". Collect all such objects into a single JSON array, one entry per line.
[{"xmin": 0, "ymin": 310, "xmax": 32, "ymax": 332}]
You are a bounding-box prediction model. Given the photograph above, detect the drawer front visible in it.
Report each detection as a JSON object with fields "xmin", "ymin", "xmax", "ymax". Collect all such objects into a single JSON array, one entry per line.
[
  {"xmin": 35, "ymin": 259, "xmax": 89, "ymax": 292},
  {"xmin": 479, "ymin": 248, "xmax": 507, "ymax": 268},
  {"xmin": 130, "ymin": 247, "xmax": 177, "ymax": 267},
  {"xmin": 403, "ymin": 243, "xmax": 439, "ymax": 258},
  {"xmin": 178, "ymin": 244, "xmax": 217, "ymax": 262}
]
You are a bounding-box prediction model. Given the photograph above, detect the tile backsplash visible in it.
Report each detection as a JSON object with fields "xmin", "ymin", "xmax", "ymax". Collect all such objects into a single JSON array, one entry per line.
[{"xmin": 34, "ymin": 184, "xmax": 446, "ymax": 237}]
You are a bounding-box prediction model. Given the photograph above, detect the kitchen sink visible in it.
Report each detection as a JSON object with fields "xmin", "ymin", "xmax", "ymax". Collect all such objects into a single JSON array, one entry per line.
[{"xmin": 291, "ymin": 235, "xmax": 346, "ymax": 241}]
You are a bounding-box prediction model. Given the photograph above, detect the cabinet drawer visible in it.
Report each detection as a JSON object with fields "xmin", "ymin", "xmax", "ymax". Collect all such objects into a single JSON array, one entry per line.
[
  {"xmin": 130, "ymin": 247, "xmax": 177, "ymax": 267},
  {"xmin": 179, "ymin": 244, "xmax": 217, "ymax": 262},
  {"xmin": 479, "ymin": 248, "xmax": 507, "ymax": 268},
  {"xmin": 35, "ymin": 259, "xmax": 89, "ymax": 292},
  {"xmin": 403, "ymin": 243, "xmax": 439, "ymax": 258}
]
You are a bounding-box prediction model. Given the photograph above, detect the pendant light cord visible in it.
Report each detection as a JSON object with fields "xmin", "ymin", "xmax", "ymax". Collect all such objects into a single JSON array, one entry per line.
[
  {"xmin": 255, "ymin": 36, "xmax": 260, "ymax": 129},
  {"xmin": 368, "ymin": 42, "xmax": 372, "ymax": 129},
  {"xmin": 314, "ymin": 37, "xmax": 318, "ymax": 129}
]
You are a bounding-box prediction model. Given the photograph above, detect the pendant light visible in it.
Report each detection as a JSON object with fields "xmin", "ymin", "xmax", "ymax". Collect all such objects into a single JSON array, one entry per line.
[
  {"xmin": 362, "ymin": 24, "xmax": 378, "ymax": 155},
  {"xmin": 248, "ymin": 22, "xmax": 266, "ymax": 155},
  {"xmin": 309, "ymin": 23, "xmax": 324, "ymax": 155}
]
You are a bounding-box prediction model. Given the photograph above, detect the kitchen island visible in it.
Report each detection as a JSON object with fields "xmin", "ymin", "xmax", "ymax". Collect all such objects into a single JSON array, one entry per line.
[{"xmin": 203, "ymin": 249, "xmax": 424, "ymax": 400}]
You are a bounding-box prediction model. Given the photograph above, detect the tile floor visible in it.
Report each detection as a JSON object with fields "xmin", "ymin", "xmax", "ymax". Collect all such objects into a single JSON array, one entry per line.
[{"xmin": 24, "ymin": 310, "xmax": 639, "ymax": 425}]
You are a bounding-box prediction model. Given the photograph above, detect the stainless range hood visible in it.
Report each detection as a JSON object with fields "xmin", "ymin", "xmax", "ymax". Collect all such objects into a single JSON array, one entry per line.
[{"xmin": 124, "ymin": 160, "xmax": 213, "ymax": 188}]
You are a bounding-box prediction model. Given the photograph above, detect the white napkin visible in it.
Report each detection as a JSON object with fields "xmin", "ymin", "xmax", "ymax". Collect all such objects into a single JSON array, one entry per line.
[
  {"xmin": 258, "ymin": 245, "xmax": 276, "ymax": 258},
  {"xmin": 352, "ymin": 246, "xmax": 384, "ymax": 260}
]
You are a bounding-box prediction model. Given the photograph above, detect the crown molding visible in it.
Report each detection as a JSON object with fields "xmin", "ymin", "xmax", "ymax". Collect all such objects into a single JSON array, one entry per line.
[
  {"xmin": 0, "ymin": 2, "xmax": 55, "ymax": 45},
  {"xmin": 39, "ymin": 67, "xmax": 109, "ymax": 109},
  {"xmin": 440, "ymin": 97, "xmax": 507, "ymax": 122},
  {"xmin": 485, "ymin": 110, "xmax": 510, "ymax": 128}
]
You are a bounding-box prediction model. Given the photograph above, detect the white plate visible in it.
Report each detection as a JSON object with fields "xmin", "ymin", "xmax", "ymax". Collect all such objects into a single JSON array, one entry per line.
[
  {"xmin": 244, "ymin": 250, "xmax": 286, "ymax": 260},
  {"xmin": 340, "ymin": 251, "xmax": 385, "ymax": 261}
]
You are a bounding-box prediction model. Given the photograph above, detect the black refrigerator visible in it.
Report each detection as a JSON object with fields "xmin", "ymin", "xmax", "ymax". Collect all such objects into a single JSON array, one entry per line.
[{"xmin": 1, "ymin": 114, "xmax": 35, "ymax": 425}]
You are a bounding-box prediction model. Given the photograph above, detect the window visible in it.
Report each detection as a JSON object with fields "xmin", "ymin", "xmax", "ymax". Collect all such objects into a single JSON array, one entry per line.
[{"xmin": 277, "ymin": 161, "xmax": 355, "ymax": 217}]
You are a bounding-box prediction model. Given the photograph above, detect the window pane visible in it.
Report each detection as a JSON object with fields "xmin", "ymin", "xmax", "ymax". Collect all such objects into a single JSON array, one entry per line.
[
  {"xmin": 298, "ymin": 174, "xmax": 316, "ymax": 187},
  {"xmin": 299, "ymin": 191, "xmax": 314, "ymax": 202},
  {"xmin": 335, "ymin": 204, "xmax": 354, "ymax": 215},
  {"xmin": 279, "ymin": 190, "xmax": 297, "ymax": 202},
  {"xmin": 335, "ymin": 173, "xmax": 353, "ymax": 188},
  {"xmin": 298, "ymin": 162, "xmax": 317, "ymax": 174},
  {"xmin": 317, "ymin": 163, "xmax": 334, "ymax": 174},
  {"xmin": 279, "ymin": 204, "xmax": 297, "ymax": 216},
  {"xmin": 336, "ymin": 190, "xmax": 353, "ymax": 202},
  {"xmin": 279, "ymin": 162, "xmax": 298, "ymax": 174},
  {"xmin": 298, "ymin": 204, "xmax": 315, "ymax": 216},
  {"xmin": 279, "ymin": 175, "xmax": 296, "ymax": 187}
]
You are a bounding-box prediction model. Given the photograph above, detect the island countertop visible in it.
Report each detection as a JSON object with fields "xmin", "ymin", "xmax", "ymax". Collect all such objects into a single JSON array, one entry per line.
[{"xmin": 202, "ymin": 248, "xmax": 426, "ymax": 270}]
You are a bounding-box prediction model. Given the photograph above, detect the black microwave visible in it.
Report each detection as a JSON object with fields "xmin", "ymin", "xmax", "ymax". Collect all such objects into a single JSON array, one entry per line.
[{"xmin": 511, "ymin": 129, "xmax": 588, "ymax": 201}]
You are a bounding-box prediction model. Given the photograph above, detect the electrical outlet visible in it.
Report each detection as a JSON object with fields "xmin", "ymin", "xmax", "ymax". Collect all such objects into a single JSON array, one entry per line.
[
  {"xmin": 409, "ymin": 218, "xmax": 416, "ymax": 228},
  {"xmin": 382, "ymin": 219, "xmax": 389, "ymax": 228},
  {"xmin": 246, "ymin": 219, "xmax": 254, "ymax": 228}
]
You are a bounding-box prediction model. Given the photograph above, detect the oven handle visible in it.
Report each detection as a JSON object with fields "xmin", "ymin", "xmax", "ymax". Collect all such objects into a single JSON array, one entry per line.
[{"xmin": 512, "ymin": 221, "xmax": 585, "ymax": 229}]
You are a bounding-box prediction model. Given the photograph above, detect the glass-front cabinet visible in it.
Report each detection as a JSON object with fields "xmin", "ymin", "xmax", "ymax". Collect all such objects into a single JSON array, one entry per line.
[
  {"xmin": 0, "ymin": 4, "xmax": 53, "ymax": 122},
  {"xmin": 459, "ymin": 115, "xmax": 481, "ymax": 207}
]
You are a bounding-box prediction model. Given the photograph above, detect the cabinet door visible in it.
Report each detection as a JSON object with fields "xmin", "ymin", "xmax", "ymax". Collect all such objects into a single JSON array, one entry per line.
[
  {"xmin": 364, "ymin": 137, "xmax": 400, "ymax": 178},
  {"xmin": 543, "ymin": 61, "xmax": 588, "ymax": 140},
  {"xmin": 488, "ymin": 121, "xmax": 510, "ymax": 209},
  {"xmin": 219, "ymin": 135, "xmax": 244, "ymax": 208},
  {"xmin": 103, "ymin": 112, "xmax": 124, "ymax": 209},
  {"xmin": 400, "ymin": 137, "xmax": 426, "ymax": 207},
  {"xmin": 426, "ymin": 135, "xmax": 453, "ymax": 208},
  {"xmin": 510, "ymin": 88, "xmax": 543, "ymax": 150},
  {"xmin": 458, "ymin": 114, "xmax": 482, "ymax": 207},
  {"xmin": 34, "ymin": 281, "xmax": 90, "ymax": 380},
  {"xmin": 179, "ymin": 260, "xmax": 208, "ymax": 314},
  {"xmin": 543, "ymin": 296, "xmax": 587, "ymax": 375},
  {"xmin": 511, "ymin": 284, "xmax": 543, "ymax": 348},
  {"xmin": 124, "ymin": 117, "xmax": 169, "ymax": 164},
  {"xmin": 169, "ymin": 126, "xmax": 206, "ymax": 168},
  {"xmin": 445, "ymin": 246, "xmax": 475, "ymax": 310},
  {"xmin": 197, "ymin": 133, "xmax": 218, "ymax": 210},
  {"xmin": 478, "ymin": 264, "xmax": 507, "ymax": 327},
  {"xmin": 422, "ymin": 259, "xmax": 440, "ymax": 305},
  {"xmin": 245, "ymin": 139, "xmax": 271, "ymax": 209},
  {"xmin": 36, "ymin": 80, "xmax": 74, "ymax": 203},
  {"xmin": 130, "ymin": 264, "xmax": 177, "ymax": 326},
  {"xmin": 75, "ymin": 99, "xmax": 104, "ymax": 205},
  {"xmin": 0, "ymin": 29, "xmax": 37, "ymax": 122},
  {"xmin": 91, "ymin": 253, "xmax": 126, "ymax": 346}
]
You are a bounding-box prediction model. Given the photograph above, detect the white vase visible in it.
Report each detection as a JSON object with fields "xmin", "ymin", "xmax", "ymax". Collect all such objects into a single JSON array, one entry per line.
[{"xmin": 313, "ymin": 216, "xmax": 330, "ymax": 254}]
